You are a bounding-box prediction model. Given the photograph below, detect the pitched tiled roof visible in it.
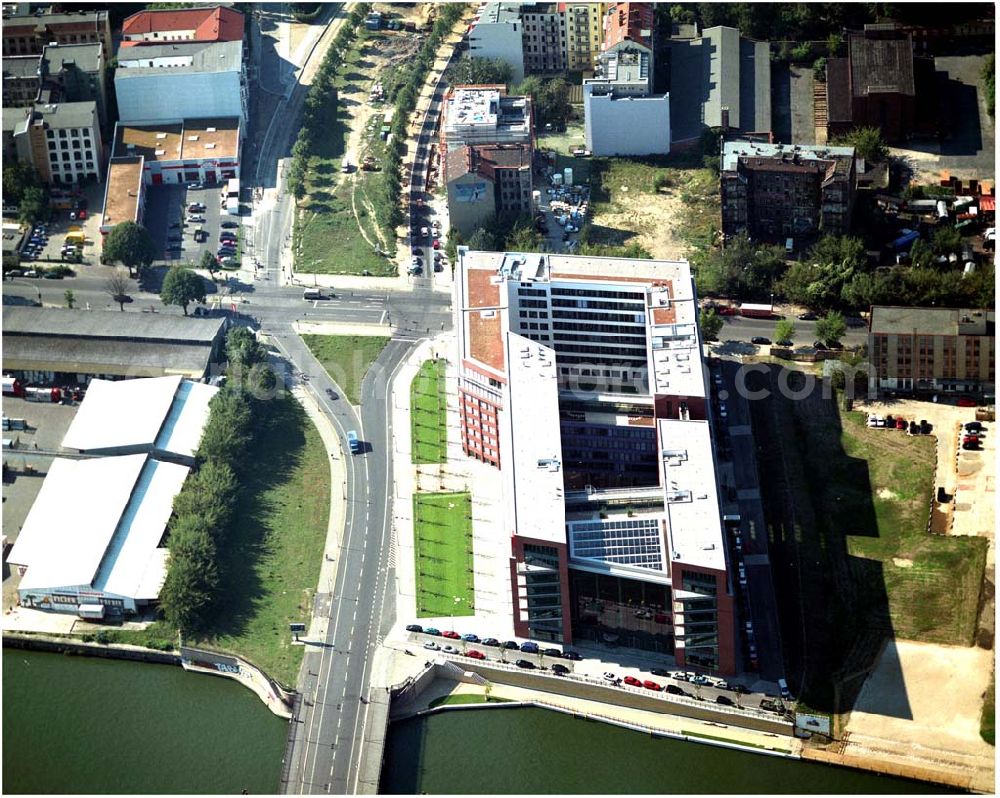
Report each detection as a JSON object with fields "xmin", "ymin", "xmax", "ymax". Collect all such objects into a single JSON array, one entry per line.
[{"xmin": 121, "ymin": 6, "xmax": 243, "ymax": 45}]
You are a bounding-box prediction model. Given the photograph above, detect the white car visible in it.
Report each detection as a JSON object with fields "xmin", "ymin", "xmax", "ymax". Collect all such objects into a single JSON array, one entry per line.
[
  {"xmin": 423, "ymin": 641, "xmax": 440, "ymax": 650},
  {"xmin": 602, "ymin": 672, "xmax": 617, "ymax": 683}
]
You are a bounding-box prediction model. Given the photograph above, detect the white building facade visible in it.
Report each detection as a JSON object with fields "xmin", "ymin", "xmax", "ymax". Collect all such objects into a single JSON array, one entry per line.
[{"xmin": 584, "ymin": 83, "xmax": 670, "ymax": 156}]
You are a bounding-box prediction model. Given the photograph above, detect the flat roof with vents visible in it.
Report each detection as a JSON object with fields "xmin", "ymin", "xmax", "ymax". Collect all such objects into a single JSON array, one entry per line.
[{"xmin": 102, "ymin": 156, "xmax": 144, "ymax": 228}]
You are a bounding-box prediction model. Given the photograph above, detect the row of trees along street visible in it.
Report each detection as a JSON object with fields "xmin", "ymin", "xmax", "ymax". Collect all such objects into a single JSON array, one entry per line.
[{"xmin": 159, "ymin": 328, "xmax": 275, "ymax": 632}]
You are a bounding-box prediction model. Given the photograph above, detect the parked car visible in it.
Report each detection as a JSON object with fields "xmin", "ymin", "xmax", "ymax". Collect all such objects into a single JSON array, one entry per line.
[
  {"xmin": 650, "ymin": 668, "xmax": 672, "ymax": 678},
  {"xmin": 798, "ymin": 312, "xmax": 818, "ymax": 321},
  {"xmin": 602, "ymin": 672, "xmax": 618, "ymax": 683},
  {"xmin": 551, "ymin": 663, "xmax": 570, "ymax": 675},
  {"xmin": 502, "ymin": 640, "xmax": 520, "ymax": 650},
  {"xmin": 665, "ymin": 684, "xmax": 684, "ymax": 695},
  {"xmin": 623, "ymin": 676, "xmax": 643, "ymax": 687},
  {"xmin": 419, "ymin": 226, "xmax": 429, "ymax": 238},
  {"xmin": 481, "ymin": 638, "xmax": 500, "ymax": 647},
  {"xmin": 466, "ymin": 649, "xmax": 486, "ymax": 660},
  {"xmin": 515, "ymin": 659, "xmax": 535, "ymax": 669},
  {"xmin": 221, "ymin": 220, "xmax": 239, "ymax": 229},
  {"xmin": 442, "ymin": 644, "xmax": 458, "ymax": 654},
  {"xmin": 423, "ymin": 627, "xmax": 441, "ymax": 636},
  {"xmin": 716, "ymin": 695, "xmax": 735, "ymax": 706},
  {"xmin": 895, "ymin": 417, "xmax": 907, "ymax": 430},
  {"xmin": 405, "ymin": 624, "xmax": 423, "ymax": 633},
  {"xmin": 957, "ymin": 397, "xmax": 977, "ymax": 408},
  {"xmin": 691, "ymin": 675, "xmax": 710, "ymax": 686},
  {"xmin": 776, "ymin": 339, "xmax": 793, "ymax": 347},
  {"xmin": 42, "ymin": 271, "xmax": 64, "ymax": 279},
  {"xmin": 750, "ymin": 336, "xmax": 771, "ymax": 345},
  {"xmin": 461, "ymin": 633, "xmax": 480, "ymax": 643},
  {"xmin": 542, "ymin": 648, "xmax": 562, "ymax": 657},
  {"xmin": 965, "ymin": 421, "xmax": 985, "ymax": 433},
  {"xmin": 432, "ymin": 238, "xmax": 440, "ymax": 250},
  {"xmin": 423, "ymin": 641, "xmax": 440, "ymax": 650},
  {"xmin": 643, "ymin": 680, "xmax": 662, "ymax": 691},
  {"xmin": 963, "ymin": 440, "xmax": 981, "ymax": 450},
  {"xmin": 441, "ymin": 630, "xmax": 460, "ymax": 640},
  {"xmin": 561, "ymin": 650, "xmax": 583, "ymax": 661},
  {"xmin": 188, "ymin": 202, "xmax": 206, "ymax": 212},
  {"xmin": 519, "ymin": 642, "xmax": 539, "ymax": 653}
]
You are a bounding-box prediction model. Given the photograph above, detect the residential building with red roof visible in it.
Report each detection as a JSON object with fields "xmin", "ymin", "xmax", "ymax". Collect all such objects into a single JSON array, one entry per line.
[{"xmin": 120, "ymin": 6, "xmax": 244, "ymax": 48}]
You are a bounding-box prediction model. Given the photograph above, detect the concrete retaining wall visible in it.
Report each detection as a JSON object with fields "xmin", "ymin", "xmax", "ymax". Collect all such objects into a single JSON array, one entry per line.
[
  {"xmin": 3, "ymin": 632, "xmax": 181, "ymax": 665},
  {"xmin": 457, "ymin": 661, "xmax": 793, "ymax": 736}
]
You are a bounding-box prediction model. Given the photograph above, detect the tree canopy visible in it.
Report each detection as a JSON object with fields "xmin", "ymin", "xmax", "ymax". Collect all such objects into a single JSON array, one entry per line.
[
  {"xmin": 104, "ymin": 269, "xmax": 132, "ymax": 311},
  {"xmin": 450, "ymin": 56, "xmax": 514, "ymax": 87},
  {"xmin": 103, "ymin": 222, "xmax": 155, "ymax": 275},
  {"xmin": 160, "ymin": 266, "xmax": 206, "ymax": 315},
  {"xmin": 830, "ymin": 126, "xmax": 889, "ymax": 163},
  {"xmin": 3, "ymin": 161, "xmax": 40, "ymax": 206},
  {"xmin": 692, "ymin": 234, "xmax": 788, "ymax": 299},
  {"xmin": 699, "ymin": 307, "xmax": 724, "ymax": 341},
  {"xmin": 815, "ymin": 311, "xmax": 847, "ymax": 345},
  {"xmin": 516, "ymin": 77, "xmax": 572, "ymax": 126},
  {"xmin": 18, "ymin": 186, "xmax": 48, "ymax": 226}
]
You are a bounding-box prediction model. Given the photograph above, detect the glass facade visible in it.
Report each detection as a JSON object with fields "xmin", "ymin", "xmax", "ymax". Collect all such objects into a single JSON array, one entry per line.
[
  {"xmin": 679, "ymin": 569, "xmax": 720, "ymax": 669},
  {"xmin": 520, "ymin": 544, "xmax": 564, "ymax": 642},
  {"xmin": 570, "ymin": 570, "xmax": 673, "ymax": 653},
  {"xmin": 561, "ymin": 422, "xmax": 658, "ymax": 488}
]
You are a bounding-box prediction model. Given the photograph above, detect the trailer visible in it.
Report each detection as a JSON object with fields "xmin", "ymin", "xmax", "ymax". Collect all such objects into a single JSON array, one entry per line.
[
  {"xmin": 739, "ymin": 303, "xmax": 773, "ymax": 319},
  {"xmin": 24, "ymin": 386, "xmax": 61, "ymax": 403},
  {"xmin": 2, "ymin": 376, "xmax": 24, "ymax": 397}
]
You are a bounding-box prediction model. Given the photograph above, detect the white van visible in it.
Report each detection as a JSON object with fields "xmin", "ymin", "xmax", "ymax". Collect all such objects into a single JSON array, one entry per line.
[
  {"xmin": 303, "ymin": 288, "xmax": 323, "ymax": 300},
  {"xmin": 777, "ymin": 678, "xmax": 791, "ymax": 700}
]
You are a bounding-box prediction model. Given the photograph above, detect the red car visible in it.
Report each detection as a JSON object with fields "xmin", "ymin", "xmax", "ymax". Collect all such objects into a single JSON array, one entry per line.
[
  {"xmin": 432, "ymin": 238, "xmax": 441, "ymax": 250},
  {"xmin": 718, "ymin": 306, "xmax": 738, "ymax": 316},
  {"xmin": 442, "ymin": 630, "xmax": 461, "ymax": 639},
  {"xmin": 623, "ymin": 676, "xmax": 643, "ymax": 687},
  {"xmin": 643, "ymin": 680, "xmax": 662, "ymax": 691},
  {"xmin": 466, "ymin": 649, "xmax": 485, "ymax": 660},
  {"xmin": 895, "ymin": 417, "xmax": 907, "ymax": 430},
  {"xmin": 958, "ymin": 397, "xmax": 977, "ymax": 408},
  {"xmin": 963, "ymin": 434, "xmax": 980, "ymax": 445}
]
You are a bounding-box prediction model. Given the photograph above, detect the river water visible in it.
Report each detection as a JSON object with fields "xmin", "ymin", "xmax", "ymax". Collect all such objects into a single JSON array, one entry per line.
[
  {"xmin": 380, "ymin": 706, "xmax": 951, "ymax": 794},
  {"xmin": 2, "ymin": 650, "xmax": 287, "ymax": 794}
]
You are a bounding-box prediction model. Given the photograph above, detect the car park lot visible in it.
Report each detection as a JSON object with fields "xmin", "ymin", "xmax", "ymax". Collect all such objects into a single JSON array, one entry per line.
[
  {"xmin": 402, "ymin": 626, "xmax": 786, "ymax": 712},
  {"xmin": 145, "ymin": 184, "xmax": 239, "ymax": 266}
]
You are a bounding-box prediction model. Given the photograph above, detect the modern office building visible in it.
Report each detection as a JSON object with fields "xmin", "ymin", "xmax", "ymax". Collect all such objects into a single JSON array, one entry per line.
[
  {"xmin": 1, "ymin": 7, "xmax": 112, "ymax": 58},
  {"xmin": 720, "ymin": 141, "xmax": 857, "ymax": 242},
  {"xmin": 115, "ymin": 40, "xmax": 247, "ymax": 127},
  {"xmin": 445, "ymin": 143, "xmax": 534, "ymax": 234},
  {"xmin": 111, "ymin": 117, "xmax": 242, "ymax": 185},
  {"xmin": 120, "ymin": 5, "xmax": 244, "ymax": 48},
  {"xmin": 868, "ymin": 307, "xmax": 996, "ymax": 397},
  {"xmin": 4, "ymin": 100, "xmax": 103, "ymax": 184},
  {"xmin": 455, "ymin": 249, "xmax": 739, "ymax": 674}
]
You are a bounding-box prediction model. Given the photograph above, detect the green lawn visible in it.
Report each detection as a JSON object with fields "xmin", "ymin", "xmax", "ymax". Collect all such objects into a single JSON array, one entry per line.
[
  {"xmin": 301, "ymin": 334, "xmax": 390, "ymax": 405},
  {"xmin": 414, "ymin": 492, "xmax": 475, "ymax": 618},
  {"xmin": 191, "ymin": 393, "xmax": 331, "ymax": 688},
  {"xmin": 411, "ymin": 359, "xmax": 447, "ymax": 464},
  {"xmin": 294, "ymin": 30, "xmax": 395, "ymax": 277},
  {"xmin": 750, "ymin": 365, "xmax": 988, "ymax": 713}
]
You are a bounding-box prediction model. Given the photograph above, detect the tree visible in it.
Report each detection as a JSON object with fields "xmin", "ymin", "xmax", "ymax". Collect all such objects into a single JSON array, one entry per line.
[
  {"xmin": 3, "ymin": 160, "xmax": 40, "ymax": 206},
  {"xmin": 931, "ymin": 225, "xmax": 963, "ymax": 256},
  {"xmin": 159, "ymin": 519, "xmax": 219, "ymax": 632},
  {"xmin": 466, "ymin": 227, "xmax": 499, "ymax": 252},
  {"xmin": 104, "ymin": 269, "xmax": 133, "ymax": 311},
  {"xmin": 64, "ymin": 289, "xmax": 75, "ymax": 309},
  {"xmin": 774, "ymin": 319, "xmax": 795, "ymax": 343},
  {"xmin": 18, "ymin": 186, "xmax": 47, "ymax": 226},
  {"xmin": 226, "ymin": 326, "xmax": 266, "ymax": 371},
  {"xmin": 535, "ymin": 78, "xmax": 572, "ymax": 126},
  {"xmin": 831, "ymin": 126, "xmax": 889, "ymax": 163},
  {"xmin": 198, "ymin": 387, "xmax": 253, "ymax": 470},
  {"xmin": 815, "ymin": 311, "xmax": 847, "ymax": 346},
  {"xmin": 198, "ymin": 250, "xmax": 218, "ymax": 277},
  {"xmin": 982, "ymin": 54, "xmax": 995, "ymax": 118},
  {"xmin": 699, "ymin": 307, "xmax": 724, "ymax": 341},
  {"xmin": 449, "ymin": 56, "xmax": 514, "ymax": 87},
  {"xmin": 103, "ymin": 222, "xmax": 155, "ymax": 276},
  {"xmin": 160, "ymin": 266, "xmax": 206, "ymax": 315},
  {"xmin": 171, "ymin": 461, "xmax": 237, "ymax": 539}
]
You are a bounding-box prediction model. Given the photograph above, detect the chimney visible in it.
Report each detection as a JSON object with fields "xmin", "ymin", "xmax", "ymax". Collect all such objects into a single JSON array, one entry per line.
[{"xmin": 720, "ymin": 107, "xmax": 730, "ymax": 132}]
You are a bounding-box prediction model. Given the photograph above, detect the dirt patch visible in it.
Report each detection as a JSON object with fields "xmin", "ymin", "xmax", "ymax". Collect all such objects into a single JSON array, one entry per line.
[
  {"xmin": 844, "ymin": 640, "xmax": 995, "ymax": 789},
  {"xmin": 878, "ymin": 488, "xmax": 899, "ymax": 501},
  {"xmin": 891, "ymin": 558, "xmax": 913, "ymax": 568},
  {"xmin": 590, "ymin": 191, "xmax": 691, "ymax": 260}
]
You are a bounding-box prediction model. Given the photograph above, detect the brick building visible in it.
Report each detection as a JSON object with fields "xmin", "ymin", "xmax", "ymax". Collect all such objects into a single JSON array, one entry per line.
[
  {"xmin": 868, "ymin": 307, "xmax": 996, "ymax": 398},
  {"xmin": 445, "ymin": 144, "xmax": 534, "ymax": 235},
  {"xmin": 720, "ymin": 141, "xmax": 857, "ymax": 243},
  {"xmin": 1, "ymin": 8, "xmax": 111, "ymax": 58}
]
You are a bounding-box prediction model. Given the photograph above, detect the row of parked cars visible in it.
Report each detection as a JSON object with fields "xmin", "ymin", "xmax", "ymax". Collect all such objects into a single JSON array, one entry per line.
[
  {"xmin": 405, "ymin": 624, "xmax": 583, "ymax": 660},
  {"xmin": 867, "ymin": 413, "xmax": 933, "ymax": 436},
  {"xmin": 960, "ymin": 420, "xmax": 986, "ymax": 451}
]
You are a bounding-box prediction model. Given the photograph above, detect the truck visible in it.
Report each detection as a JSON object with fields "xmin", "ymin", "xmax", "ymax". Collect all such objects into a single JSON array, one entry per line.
[
  {"xmin": 346, "ymin": 430, "xmax": 361, "ymax": 454},
  {"xmin": 890, "ymin": 229, "xmax": 919, "ymax": 252},
  {"xmin": 2, "ymin": 376, "xmax": 24, "ymax": 397},
  {"xmin": 739, "ymin": 302, "xmax": 773, "ymax": 319},
  {"xmin": 24, "ymin": 386, "xmax": 61, "ymax": 403}
]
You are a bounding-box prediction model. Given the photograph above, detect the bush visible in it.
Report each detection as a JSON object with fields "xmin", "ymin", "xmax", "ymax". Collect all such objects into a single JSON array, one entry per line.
[{"xmin": 813, "ymin": 56, "xmax": 827, "ymax": 81}]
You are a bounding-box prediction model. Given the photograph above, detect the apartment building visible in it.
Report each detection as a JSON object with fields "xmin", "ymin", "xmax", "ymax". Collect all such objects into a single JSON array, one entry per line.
[
  {"xmin": 720, "ymin": 141, "xmax": 857, "ymax": 242},
  {"xmin": 440, "ymin": 85, "xmax": 534, "ymax": 151},
  {"xmin": 520, "ymin": 2, "xmax": 566, "ymax": 73},
  {"xmin": 455, "ymin": 250, "xmax": 739, "ymax": 674},
  {"xmin": 1, "ymin": 7, "xmax": 111, "ymax": 58},
  {"xmin": 868, "ymin": 307, "xmax": 996, "ymax": 397},
  {"xmin": 468, "ymin": 3, "xmax": 525, "ymax": 83},
  {"xmin": 563, "ymin": 2, "xmax": 604, "ymax": 72},
  {"xmin": 115, "ymin": 40, "xmax": 247, "ymax": 127},
  {"xmin": 445, "ymin": 144, "xmax": 533, "ymax": 234},
  {"xmin": 5, "ymin": 101, "xmax": 103, "ymax": 184},
  {"xmin": 120, "ymin": 6, "xmax": 244, "ymax": 48},
  {"xmin": 582, "ymin": 2, "xmax": 668, "ymax": 156}
]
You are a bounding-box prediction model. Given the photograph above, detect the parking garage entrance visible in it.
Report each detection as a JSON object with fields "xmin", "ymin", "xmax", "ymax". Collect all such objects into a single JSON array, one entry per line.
[{"xmin": 569, "ymin": 569, "xmax": 673, "ymax": 654}]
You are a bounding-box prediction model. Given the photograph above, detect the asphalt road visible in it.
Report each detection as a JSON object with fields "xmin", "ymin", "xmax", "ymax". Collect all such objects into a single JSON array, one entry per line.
[{"xmin": 715, "ymin": 314, "xmax": 869, "ymax": 349}]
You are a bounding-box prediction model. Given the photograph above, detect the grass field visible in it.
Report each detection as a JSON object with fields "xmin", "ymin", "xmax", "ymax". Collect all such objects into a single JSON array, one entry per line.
[
  {"xmin": 191, "ymin": 393, "xmax": 330, "ymax": 687},
  {"xmin": 414, "ymin": 492, "xmax": 475, "ymax": 618},
  {"xmin": 749, "ymin": 365, "xmax": 988, "ymax": 713},
  {"xmin": 294, "ymin": 30, "xmax": 395, "ymax": 277},
  {"xmin": 411, "ymin": 359, "xmax": 447, "ymax": 464},
  {"xmin": 301, "ymin": 334, "xmax": 390, "ymax": 405}
]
